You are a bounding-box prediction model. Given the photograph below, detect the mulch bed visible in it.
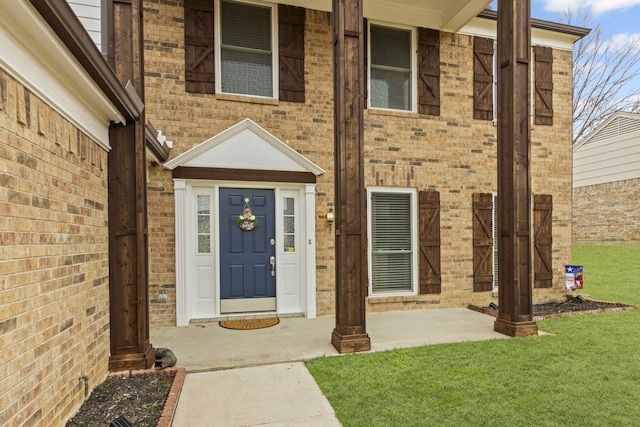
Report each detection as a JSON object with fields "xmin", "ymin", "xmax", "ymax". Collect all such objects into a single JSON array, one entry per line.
[
  {"xmin": 469, "ymin": 295, "xmax": 637, "ymax": 320},
  {"xmin": 65, "ymin": 367, "xmax": 185, "ymax": 427}
]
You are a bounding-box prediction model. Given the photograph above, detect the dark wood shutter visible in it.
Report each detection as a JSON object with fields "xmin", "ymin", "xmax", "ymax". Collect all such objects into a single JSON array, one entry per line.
[
  {"xmin": 473, "ymin": 37, "xmax": 494, "ymax": 121},
  {"xmin": 418, "ymin": 28, "xmax": 440, "ymax": 116},
  {"xmin": 534, "ymin": 194, "xmax": 553, "ymax": 288},
  {"xmin": 184, "ymin": 0, "xmax": 215, "ymax": 94},
  {"xmin": 279, "ymin": 5, "xmax": 306, "ymax": 103},
  {"xmin": 419, "ymin": 191, "xmax": 441, "ymax": 294},
  {"xmin": 534, "ymin": 46, "xmax": 553, "ymax": 126},
  {"xmin": 472, "ymin": 193, "xmax": 493, "ymax": 291}
]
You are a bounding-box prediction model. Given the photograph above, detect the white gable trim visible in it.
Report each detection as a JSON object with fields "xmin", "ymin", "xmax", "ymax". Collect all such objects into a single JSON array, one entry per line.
[
  {"xmin": 164, "ymin": 119, "xmax": 325, "ymax": 176},
  {"xmin": 0, "ymin": 1, "xmax": 124, "ymax": 150}
]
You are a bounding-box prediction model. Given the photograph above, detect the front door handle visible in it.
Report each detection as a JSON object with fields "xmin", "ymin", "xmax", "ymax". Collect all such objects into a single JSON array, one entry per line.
[{"xmin": 270, "ymin": 256, "xmax": 276, "ymax": 277}]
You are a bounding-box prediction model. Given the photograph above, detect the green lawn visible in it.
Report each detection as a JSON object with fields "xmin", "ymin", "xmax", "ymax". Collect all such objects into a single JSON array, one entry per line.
[{"xmin": 306, "ymin": 244, "xmax": 640, "ymax": 426}]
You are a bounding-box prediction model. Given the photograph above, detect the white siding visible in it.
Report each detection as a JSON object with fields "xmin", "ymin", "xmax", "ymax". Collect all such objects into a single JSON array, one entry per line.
[
  {"xmin": 67, "ymin": 0, "xmax": 101, "ymax": 51},
  {"xmin": 573, "ymin": 114, "xmax": 640, "ymax": 188}
]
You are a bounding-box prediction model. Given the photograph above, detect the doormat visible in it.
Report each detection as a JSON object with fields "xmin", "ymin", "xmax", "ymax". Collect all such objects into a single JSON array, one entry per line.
[{"xmin": 219, "ymin": 318, "xmax": 280, "ymax": 330}]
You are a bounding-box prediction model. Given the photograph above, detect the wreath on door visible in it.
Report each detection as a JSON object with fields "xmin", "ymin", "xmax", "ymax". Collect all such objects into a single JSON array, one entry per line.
[{"xmin": 234, "ymin": 198, "xmax": 259, "ymax": 231}]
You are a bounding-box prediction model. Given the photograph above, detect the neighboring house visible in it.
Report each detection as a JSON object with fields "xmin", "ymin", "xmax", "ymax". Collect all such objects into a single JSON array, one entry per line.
[
  {"xmin": 573, "ymin": 111, "xmax": 640, "ymax": 242},
  {"xmin": 140, "ymin": 1, "xmax": 587, "ymax": 326}
]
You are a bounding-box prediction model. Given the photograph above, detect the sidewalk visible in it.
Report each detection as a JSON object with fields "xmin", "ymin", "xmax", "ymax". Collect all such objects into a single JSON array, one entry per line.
[
  {"xmin": 152, "ymin": 309, "xmax": 509, "ymax": 426},
  {"xmin": 172, "ymin": 362, "xmax": 341, "ymax": 426}
]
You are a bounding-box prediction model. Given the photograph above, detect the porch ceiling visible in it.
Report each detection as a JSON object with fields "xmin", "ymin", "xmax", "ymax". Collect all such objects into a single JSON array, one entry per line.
[{"xmin": 270, "ymin": 0, "xmax": 493, "ymax": 32}]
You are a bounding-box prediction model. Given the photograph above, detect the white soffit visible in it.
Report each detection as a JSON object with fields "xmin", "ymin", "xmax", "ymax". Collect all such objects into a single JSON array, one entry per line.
[
  {"xmin": 0, "ymin": 1, "xmax": 124, "ymax": 149},
  {"xmin": 267, "ymin": 0, "xmax": 491, "ymax": 32},
  {"xmin": 459, "ymin": 16, "xmax": 578, "ymax": 50},
  {"xmin": 164, "ymin": 119, "xmax": 325, "ymax": 176}
]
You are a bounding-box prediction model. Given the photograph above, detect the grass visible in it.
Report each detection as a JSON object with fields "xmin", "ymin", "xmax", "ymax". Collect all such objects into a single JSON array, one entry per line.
[{"xmin": 306, "ymin": 244, "xmax": 640, "ymax": 426}]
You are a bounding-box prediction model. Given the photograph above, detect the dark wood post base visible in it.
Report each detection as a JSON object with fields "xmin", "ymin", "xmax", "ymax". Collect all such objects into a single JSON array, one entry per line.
[
  {"xmin": 331, "ymin": 329, "xmax": 371, "ymax": 354},
  {"xmin": 494, "ymin": 319, "xmax": 538, "ymax": 337},
  {"xmin": 109, "ymin": 343, "xmax": 155, "ymax": 371}
]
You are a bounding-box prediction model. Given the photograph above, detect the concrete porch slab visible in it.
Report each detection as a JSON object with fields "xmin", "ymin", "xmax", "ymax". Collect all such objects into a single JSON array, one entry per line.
[
  {"xmin": 155, "ymin": 309, "xmax": 512, "ymax": 427},
  {"xmin": 150, "ymin": 308, "xmax": 508, "ymax": 372}
]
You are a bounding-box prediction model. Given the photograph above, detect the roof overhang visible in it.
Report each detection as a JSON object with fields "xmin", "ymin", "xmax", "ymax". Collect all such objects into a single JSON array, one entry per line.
[
  {"xmin": 0, "ymin": 1, "xmax": 147, "ymax": 149},
  {"xmin": 460, "ymin": 9, "xmax": 590, "ymax": 50},
  {"xmin": 267, "ymin": 0, "xmax": 492, "ymax": 32}
]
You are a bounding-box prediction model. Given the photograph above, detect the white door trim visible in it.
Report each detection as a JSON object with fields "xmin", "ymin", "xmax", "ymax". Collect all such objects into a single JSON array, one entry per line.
[{"xmin": 173, "ymin": 179, "xmax": 317, "ymax": 326}]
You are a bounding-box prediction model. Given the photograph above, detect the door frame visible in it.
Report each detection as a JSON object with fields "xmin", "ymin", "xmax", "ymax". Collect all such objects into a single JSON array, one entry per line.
[{"xmin": 174, "ymin": 179, "xmax": 318, "ymax": 326}]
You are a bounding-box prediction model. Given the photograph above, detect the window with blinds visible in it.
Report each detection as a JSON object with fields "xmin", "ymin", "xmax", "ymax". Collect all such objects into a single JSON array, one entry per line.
[
  {"xmin": 220, "ymin": 0, "xmax": 274, "ymax": 97},
  {"xmin": 493, "ymin": 192, "xmax": 499, "ymax": 290},
  {"xmin": 370, "ymin": 24, "xmax": 413, "ymax": 111},
  {"xmin": 370, "ymin": 191, "xmax": 415, "ymax": 294}
]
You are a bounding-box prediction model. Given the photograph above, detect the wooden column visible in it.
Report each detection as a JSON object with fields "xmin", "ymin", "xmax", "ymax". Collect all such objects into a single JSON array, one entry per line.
[
  {"xmin": 331, "ymin": 0, "xmax": 371, "ymax": 353},
  {"xmin": 105, "ymin": 0, "xmax": 154, "ymax": 370},
  {"xmin": 494, "ymin": 0, "xmax": 538, "ymax": 337}
]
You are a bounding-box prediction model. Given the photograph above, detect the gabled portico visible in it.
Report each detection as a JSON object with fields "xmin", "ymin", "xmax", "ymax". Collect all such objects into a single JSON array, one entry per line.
[{"xmin": 165, "ymin": 119, "xmax": 324, "ymax": 326}]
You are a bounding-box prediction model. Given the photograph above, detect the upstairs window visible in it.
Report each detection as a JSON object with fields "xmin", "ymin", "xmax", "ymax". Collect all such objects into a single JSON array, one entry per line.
[
  {"xmin": 218, "ymin": 0, "xmax": 275, "ymax": 97},
  {"xmin": 369, "ymin": 23, "xmax": 414, "ymax": 111},
  {"xmin": 185, "ymin": 1, "xmax": 305, "ymax": 101}
]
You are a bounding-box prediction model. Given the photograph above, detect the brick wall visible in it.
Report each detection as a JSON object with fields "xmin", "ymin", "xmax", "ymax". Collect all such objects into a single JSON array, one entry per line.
[
  {"xmin": 142, "ymin": 1, "xmax": 572, "ymax": 325},
  {"xmin": 0, "ymin": 70, "xmax": 110, "ymax": 427},
  {"xmin": 573, "ymin": 178, "xmax": 640, "ymax": 242}
]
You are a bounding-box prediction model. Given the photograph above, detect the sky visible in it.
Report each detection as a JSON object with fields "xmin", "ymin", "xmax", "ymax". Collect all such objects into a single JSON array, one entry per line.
[
  {"xmin": 490, "ymin": 0, "xmax": 640, "ymax": 138},
  {"xmin": 490, "ymin": 0, "xmax": 640, "ymax": 38}
]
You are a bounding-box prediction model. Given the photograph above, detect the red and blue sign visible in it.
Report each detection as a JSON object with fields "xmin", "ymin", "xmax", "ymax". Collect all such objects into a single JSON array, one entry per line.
[{"xmin": 565, "ymin": 265, "xmax": 584, "ymax": 289}]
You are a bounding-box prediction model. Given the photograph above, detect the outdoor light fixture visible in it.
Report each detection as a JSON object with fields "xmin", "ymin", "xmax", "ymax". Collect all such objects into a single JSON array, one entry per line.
[{"xmin": 326, "ymin": 207, "xmax": 334, "ymax": 231}]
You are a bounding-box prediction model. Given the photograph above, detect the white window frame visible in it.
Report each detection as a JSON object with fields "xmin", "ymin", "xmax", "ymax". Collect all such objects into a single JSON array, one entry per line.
[
  {"xmin": 367, "ymin": 21, "xmax": 417, "ymax": 113},
  {"xmin": 492, "ymin": 192, "xmax": 499, "ymax": 290},
  {"xmin": 367, "ymin": 187, "xmax": 418, "ymax": 296},
  {"xmin": 493, "ymin": 42, "xmax": 498, "ymax": 121},
  {"xmin": 214, "ymin": 0, "xmax": 278, "ymax": 99}
]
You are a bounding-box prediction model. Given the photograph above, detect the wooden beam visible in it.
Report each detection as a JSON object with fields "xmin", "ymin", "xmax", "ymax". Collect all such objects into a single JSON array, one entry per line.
[
  {"xmin": 173, "ymin": 167, "xmax": 317, "ymax": 183},
  {"xmin": 331, "ymin": 0, "xmax": 371, "ymax": 353},
  {"xmin": 105, "ymin": 0, "xmax": 154, "ymax": 370},
  {"xmin": 494, "ymin": 0, "xmax": 538, "ymax": 337}
]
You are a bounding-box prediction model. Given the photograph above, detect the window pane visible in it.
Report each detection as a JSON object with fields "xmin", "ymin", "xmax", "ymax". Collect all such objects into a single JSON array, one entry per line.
[
  {"xmin": 198, "ymin": 235, "xmax": 210, "ymax": 254},
  {"xmin": 221, "ymin": 0, "xmax": 271, "ymax": 50},
  {"xmin": 371, "ymin": 25, "xmax": 411, "ymax": 69},
  {"xmin": 372, "ymin": 252, "xmax": 412, "ymax": 292},
  {"xmin": 221, "ymin": 50, "xmax": 272, "ymax": 97},
  {"xmin": 370, "ymin": 24, "xmax": 412, "ymax": 111},
  {"xmin": 371, "ymin": 68, "xmax": 411, "ymax": 110},
  {"xmin": 284, "ymin": 235, "xmax": 295, "ymax": 252},
  {"xmin": 197, "ymin": 195, "xmax": 210, "ymax": 214},
  {"xmin": 198, "ymin": 215, "xmax": 210, "ymax": 234},
  {"xmin": 371, "ymin": 192, "xmax": 413, "ymax": 293},
  {"xmin": 284, "ymin": 198, "xmax": 295, "ymax": 216},
  {"xmin": 284, "ymin": 216, "xmax": 295, "ymax": 234}
]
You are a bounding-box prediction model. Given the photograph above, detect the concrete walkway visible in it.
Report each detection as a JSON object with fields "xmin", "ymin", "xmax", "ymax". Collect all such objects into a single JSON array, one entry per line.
[{"xmin": 151, "ymin": 309, "xmax": 509, "ymax": 426}]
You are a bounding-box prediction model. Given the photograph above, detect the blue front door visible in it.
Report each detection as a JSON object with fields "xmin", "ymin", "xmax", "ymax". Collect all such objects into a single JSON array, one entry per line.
[{"xmin": 219, "ymin": 188, "xmax": 276, "ymax": 313}]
